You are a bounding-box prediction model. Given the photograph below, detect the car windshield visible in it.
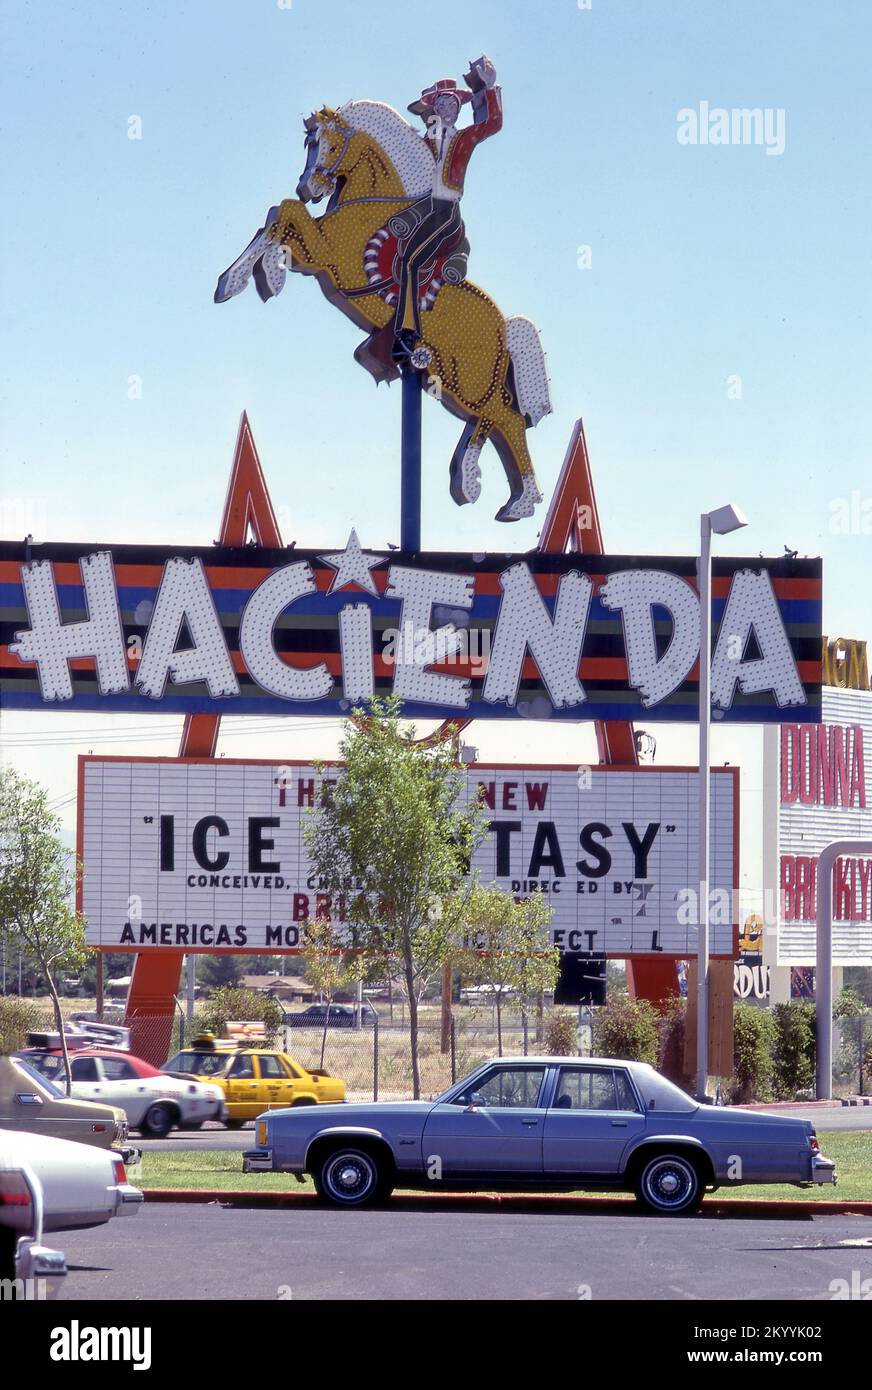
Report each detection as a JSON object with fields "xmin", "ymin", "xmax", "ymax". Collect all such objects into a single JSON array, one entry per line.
[
  {"xmin": 16, "ymin": 1057, "xmax": 65, "ymax": 1098},
  {"xmin": 164, "ymin": 1050, "xmax": 232, "ymax": 1077}
]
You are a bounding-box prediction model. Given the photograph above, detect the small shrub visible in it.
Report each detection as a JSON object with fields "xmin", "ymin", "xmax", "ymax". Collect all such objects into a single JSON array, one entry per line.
[
  {"xmin": 194, "ymin": 987, "xmax": 282, "ymax": 1044},
  {"xmin": 543, "ymin": 1009, "xmax": 578, "ymax": 1056},
  {"xmin": 771, "ymin": 1001, "xmax": 816, "ymax": 1099},
  {"xmin": 593, "ymin": 994, "xmax": 658, "ymax": 1064},
  {"xmin": 0, "ymin": 996, "xmax": 52, "ymax": 1054},
  {"xmin": 729, "ymin": 1003, "xmax": 776, "ymax": 1102}
]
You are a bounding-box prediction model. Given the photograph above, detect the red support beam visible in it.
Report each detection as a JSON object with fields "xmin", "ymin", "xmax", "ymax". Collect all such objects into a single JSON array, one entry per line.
[{"xmin": 124, "ymin": 413, "xmax": 285, "ymax": 1062}]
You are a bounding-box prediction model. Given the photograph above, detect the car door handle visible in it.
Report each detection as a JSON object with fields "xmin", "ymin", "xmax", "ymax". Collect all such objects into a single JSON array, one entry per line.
[
  {"xmin": 611, "ymin": 1120, "xmax": 628, "ymax": 1127},
  {"xmin": 522, "ymin": 1119, "xmax": 539, "ymax": 1127}
]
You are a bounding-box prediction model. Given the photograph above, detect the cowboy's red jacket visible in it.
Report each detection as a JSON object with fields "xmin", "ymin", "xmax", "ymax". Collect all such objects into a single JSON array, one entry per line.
[{"xmin": 425, "ymin": 86, "xmax": 502, "ymax": 195}]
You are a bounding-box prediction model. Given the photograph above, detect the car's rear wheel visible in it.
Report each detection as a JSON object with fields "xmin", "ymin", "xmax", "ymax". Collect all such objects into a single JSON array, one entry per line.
[
  {"xmin": 141, "ymin": 1102, "xmax": 175, "ymax": 1138},
  {"xmin": 313, "ymin": 1146, "xmax": 392, "ymax": 1208},
  {"xmin": 225, "ymin": 1119, "xmax": 249, "ymax": 1130},
  {"xmin": 635, "ymin": 1152, "xmax": 703, "ymax": 1215}
]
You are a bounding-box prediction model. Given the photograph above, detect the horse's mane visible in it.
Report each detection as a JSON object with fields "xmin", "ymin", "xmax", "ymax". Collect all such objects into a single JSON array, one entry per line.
[{"xmin": 338, "ymin": 99, "xmax": 433, "ymax": 198}]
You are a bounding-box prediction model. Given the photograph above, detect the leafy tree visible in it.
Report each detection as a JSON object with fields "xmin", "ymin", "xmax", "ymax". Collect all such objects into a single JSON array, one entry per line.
[
  {"xmin": 0, "ymin": 768, "xmax": 86, "ymax": 1092},
  {"xmin": 194, "ymin": 985, "xmax": 282, "ymax": 1044},
  {"xmin": 592, "ymin": 993, "xmax": 659, "ymax": 1065},
  {"xmin": 198, "ymin": 954, "xmax": 245, "ymax": 991},
  {"xmin": 543, "ymin": 1009, "xmax": 578, "ymax": 1056},
  {"xmin": 461, "ymin": 885, "xmax": 557, "ymax": 1054},
  {"xmin": 304, "ymin": 697, "xmax": 485, "ymax": 1098},
  {"xmin": 302, "ymin": 917, "xmax": 367, "ymax": 1067},
  {"xmin": 771, "ymin": 1001, "xmax": 816, "ymax": 1099},
  {"xmin": 729, "ymin": 1002, "xmax": 776, "ymax": 1102}
]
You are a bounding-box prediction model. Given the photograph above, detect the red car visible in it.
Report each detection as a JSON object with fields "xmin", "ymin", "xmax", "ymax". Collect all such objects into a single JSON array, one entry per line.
[{"xmin": 20, "ymin": 1049, "xmax": 226, "ymax": 1137}]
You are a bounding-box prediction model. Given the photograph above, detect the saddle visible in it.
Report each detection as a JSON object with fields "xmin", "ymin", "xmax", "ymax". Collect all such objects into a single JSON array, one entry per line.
[{"xmin": 353, "ymin": 199, "xmax": 470, "ymax": 383}]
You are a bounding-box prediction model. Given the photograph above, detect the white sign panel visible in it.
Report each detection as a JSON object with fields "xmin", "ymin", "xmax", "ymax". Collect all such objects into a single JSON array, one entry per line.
[
  {"xmin": 774, "ymin": 686, "xmax": 872, "ymax": 964},
  {"xmin": 79, "ymin": 758, "xmax": 738, "ymax": 957}
]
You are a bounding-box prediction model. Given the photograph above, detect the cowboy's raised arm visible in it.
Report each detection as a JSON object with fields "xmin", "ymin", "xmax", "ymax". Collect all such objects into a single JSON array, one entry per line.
[{"xmin": 463, "ymin": 55, "xmax": 503, "ymax": 140}]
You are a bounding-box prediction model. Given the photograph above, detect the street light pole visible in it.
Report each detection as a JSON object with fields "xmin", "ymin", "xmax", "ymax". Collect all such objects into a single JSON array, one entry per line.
[
  {"xmin": 696, "ymin": 514, "xmax": 712, "ymax": 1099},
  {"xmin": 696, "ymin": 502, "xmax": 748, "ymax": 1099}
]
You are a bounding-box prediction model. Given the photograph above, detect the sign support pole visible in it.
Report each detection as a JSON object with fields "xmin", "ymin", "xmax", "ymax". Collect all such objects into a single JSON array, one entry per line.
[
  {"xmin": 815, "ymin": 839, "xmax": 872, "ymax": 1098},
  {"xmin": 400, "ymin": 367, "xmax": 423, "ymax": 552}
]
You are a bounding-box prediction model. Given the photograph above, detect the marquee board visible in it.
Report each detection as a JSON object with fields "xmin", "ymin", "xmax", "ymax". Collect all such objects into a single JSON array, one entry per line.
[
  {"xmin": 2, "ymin": 540, "xmax": 821, "ymax": 725},
  {"xmin": 78, "ymin": 756, "xmax": 739, "ymax": 958},
  {"xmin": 768, "ymin": 684, "xmax": 872, "ymax": 965}
]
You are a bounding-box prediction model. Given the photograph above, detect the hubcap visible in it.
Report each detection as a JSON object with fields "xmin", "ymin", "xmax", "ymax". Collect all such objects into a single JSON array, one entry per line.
[
  {"xmin": 325, "ymin": 1153, "xmax": 374, "ymax": 1201},
  {"xmin": 644, "ymin": 1158, "xmax": 695, "ymax": 1209}
]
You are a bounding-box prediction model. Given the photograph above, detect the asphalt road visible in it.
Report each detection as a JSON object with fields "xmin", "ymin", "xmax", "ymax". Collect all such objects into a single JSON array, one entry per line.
[
  {"xmin": 137, "ymin": 1104, "xmax": 872, "ymax": 1152},
  {"xmin": 55, "ymin": 1204, "xmax": 872, "ymax": 1301}
]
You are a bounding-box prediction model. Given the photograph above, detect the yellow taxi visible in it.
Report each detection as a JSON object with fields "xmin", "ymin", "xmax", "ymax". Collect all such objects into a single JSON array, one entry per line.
[{"xmin": 162, "ymin": 1035, "xmax": 346, "ymax": 1127}]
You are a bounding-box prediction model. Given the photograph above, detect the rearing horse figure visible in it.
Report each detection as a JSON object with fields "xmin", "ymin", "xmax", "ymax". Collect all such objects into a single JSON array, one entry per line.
[{"xmin": 215, "ymin": 100, "xmax": 552, "ymax": 522}]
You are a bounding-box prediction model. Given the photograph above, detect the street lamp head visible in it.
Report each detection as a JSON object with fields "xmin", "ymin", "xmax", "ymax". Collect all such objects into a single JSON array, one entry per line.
[{"xmin": 707, "ymin": 502, "xmax": 748, "ymax": 536}]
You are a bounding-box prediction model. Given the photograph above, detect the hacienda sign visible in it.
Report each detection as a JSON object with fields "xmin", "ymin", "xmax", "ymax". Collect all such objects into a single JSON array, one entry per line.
[
  {"xmin": 1, "ymin": 540, "xmax": 821, "ymax": 724},
  {"xmin": 78, "ymin": 757, "xmax": 739, "ymax": 958}
]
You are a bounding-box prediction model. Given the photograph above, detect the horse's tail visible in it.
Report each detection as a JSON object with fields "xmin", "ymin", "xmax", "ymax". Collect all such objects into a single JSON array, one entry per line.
[{"xmin": 505, "ymin": 315, "xmax": 552, "ymax": 428}]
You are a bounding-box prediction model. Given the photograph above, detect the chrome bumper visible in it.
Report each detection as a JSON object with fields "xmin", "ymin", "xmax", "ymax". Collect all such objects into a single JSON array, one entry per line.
[
  {"xmin": 242, "ymin": 1149, "xmax": 273, "ymax": 1173},
  {"xmin": 811, "ymin": 1155, "xmax": 837, "ymax": 1185},
  {"xmin": 112, "ymin": 1182, "xmax": 145, "ymax": 1215}
]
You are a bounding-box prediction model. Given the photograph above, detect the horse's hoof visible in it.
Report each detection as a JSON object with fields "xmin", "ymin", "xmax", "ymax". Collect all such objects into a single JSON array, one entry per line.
[
  {"xmin": 495, "ymin": 475, "xmax": 542, "ymax": 522},
  {"xmin": 450, "ymin": 441, "xmax": 483, "ymax": 506}
]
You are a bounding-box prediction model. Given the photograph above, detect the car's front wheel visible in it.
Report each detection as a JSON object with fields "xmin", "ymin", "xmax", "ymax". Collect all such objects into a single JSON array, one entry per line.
[
  {"xmin": 141, "ymin": 1102, "xmax": 175, "ymax": 1138},
  {"xmin": 635, "ymin": 1152, "xmax": 703, "ymax": 1215},
  {"xmin": 313, "ymin": 1146, "xmax": 392, "ymax": 1208}
]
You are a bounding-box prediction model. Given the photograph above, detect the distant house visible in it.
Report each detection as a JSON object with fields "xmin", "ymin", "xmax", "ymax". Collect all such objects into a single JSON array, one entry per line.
[{"xmin": 240, "ymin": 975, "xmax": 316, "ymax": 1003}]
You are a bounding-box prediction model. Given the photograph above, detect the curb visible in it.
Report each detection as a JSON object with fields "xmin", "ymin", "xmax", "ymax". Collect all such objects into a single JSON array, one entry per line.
[{"xmin": 141, "ymin": 1188, "xmax": 872, "ymax": 1219}]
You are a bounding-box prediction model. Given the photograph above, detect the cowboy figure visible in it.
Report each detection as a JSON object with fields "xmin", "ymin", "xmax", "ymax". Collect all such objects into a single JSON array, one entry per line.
[{"xmin": 393, "ymin": 55, "xmax": 502, "ymax": 360}]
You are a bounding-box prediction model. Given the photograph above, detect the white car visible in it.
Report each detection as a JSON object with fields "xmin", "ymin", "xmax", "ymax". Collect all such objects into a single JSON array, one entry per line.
[
  {"xmin": 22, "ymin": 1049, "xmax": 226, "ymax": 1137},
  {"xmin": 0, "ymin": 1130, "xmax": 143, "ymax": 1234},
  {"xmin": 0, "ymin": 1146, "xmax": 67, "ymax": 1296}
]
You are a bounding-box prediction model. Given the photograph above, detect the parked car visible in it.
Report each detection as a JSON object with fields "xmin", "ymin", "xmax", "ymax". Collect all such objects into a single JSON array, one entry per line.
[
  {"xmin": 0, "ymin": 1055, "xmax": 136, "ymax": 1162},
  {"xmin": 163, "ymin": 1035, "xmax": 345, "ymax": 1127},
  {"xmin": 243, "ymin": 1056, "xmax": 837, "ymax": 1214},
  {"xmin": 0, "ymin": 1129, "xmax": 143, "ymax": 1233},
  {"xmin": 20, "ymin": 1048, "xmax": 226, "ymax": 1137},
  {"xmin": 0, "ymin": 1145, "xmax": 67, "ymax": 1294},
  {"xmin": 283, "ymin": 1003, "xmax": 378, "ymax": 1028}
]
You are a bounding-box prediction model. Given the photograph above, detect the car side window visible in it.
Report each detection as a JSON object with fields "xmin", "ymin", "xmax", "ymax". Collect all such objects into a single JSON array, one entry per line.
[
  {"xmin": 257, "ymin": 1055, "xmax": 285, "ymax": 1078},
  {"xmin": 461, "ymin": 1067, "xmax": 546, "ymax": 1109},
  {"xmin": 70, "ymin": 1056, "xmax": 100, "ymax": 1082},
  {"xmin": 552, "ymin": 1067, "xmax": 620, "ymax": 1111},
  {"xmin": 100, "ymin": 1057, "xmax": 137, "ymax": 1081},
  {"xmin": 228, "ymin": 1055, "xmax": 254, "ymax": 1078},
  {"xmin": 613, "ymin": 1069, "xmax": 640, "ymax": 1113}
]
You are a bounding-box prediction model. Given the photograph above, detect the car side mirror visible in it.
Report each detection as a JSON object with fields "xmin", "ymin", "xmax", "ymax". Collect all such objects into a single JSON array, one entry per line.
[{"xmin": 16, "ymin": 1092, "xmax": 43, "ymax": 1107}]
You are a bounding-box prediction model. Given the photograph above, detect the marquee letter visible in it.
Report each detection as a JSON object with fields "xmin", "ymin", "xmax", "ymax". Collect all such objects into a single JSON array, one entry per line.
[
  {"xmin": 239, "ymin": 562, "xmax": 332, "ymax": 701},
  {"xmin": 136, "ymin": 557, "xmax": 238, "ymax": 699},
  {"xmin": 385, "ymin": 566, "xmax": 473, "ymax": 708},
  {"xmin": 11, "ymin": 551, "xmax": 129, "ymax": 701},
  {"xmin": 483, "ymin": 565, "xmax": 590, "ymax": 709},
  {"xmin": 339, "ymin": 603, "xmax": 374, "ymax": 702},
  {"xmin": 711, "ymin": 569, "xmax": 806, "ymax": 709},
  {"xmin": 599, "ymin": 569, "xmax": 698, "ymax": 707}
]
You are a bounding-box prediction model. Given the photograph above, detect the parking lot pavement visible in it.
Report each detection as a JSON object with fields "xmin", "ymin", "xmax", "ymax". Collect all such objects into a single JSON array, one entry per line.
[{"xmin": 56, "ymin": 1203, "xmax": 872, "ymax": 1302}]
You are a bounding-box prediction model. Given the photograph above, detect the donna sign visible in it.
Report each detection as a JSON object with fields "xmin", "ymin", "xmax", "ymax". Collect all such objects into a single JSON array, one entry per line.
[
  {"xmin": 2, "ymin": 539, "xmax": 821, "ymax": 724},
  {"xmin": 78, "ymin": 757, "xmax": 738, "ymax": 958}
]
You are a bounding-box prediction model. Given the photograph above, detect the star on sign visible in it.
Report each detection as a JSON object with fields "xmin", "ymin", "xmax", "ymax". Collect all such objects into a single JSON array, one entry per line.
[{"xmin": 319, "ymin": 529, "xmax": 386, "ymax": 597}]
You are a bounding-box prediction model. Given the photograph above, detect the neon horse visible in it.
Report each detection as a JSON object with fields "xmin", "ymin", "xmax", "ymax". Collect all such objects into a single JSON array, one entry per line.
[{"xmin": 215, "ymin": 101, "xmax": 552, "ymax": 522}]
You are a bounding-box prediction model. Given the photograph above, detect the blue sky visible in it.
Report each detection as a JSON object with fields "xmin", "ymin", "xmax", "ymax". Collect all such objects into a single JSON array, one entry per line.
[{"xmin": 1, "ymin": 0, "xmax": 870, "ymax": 884}]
